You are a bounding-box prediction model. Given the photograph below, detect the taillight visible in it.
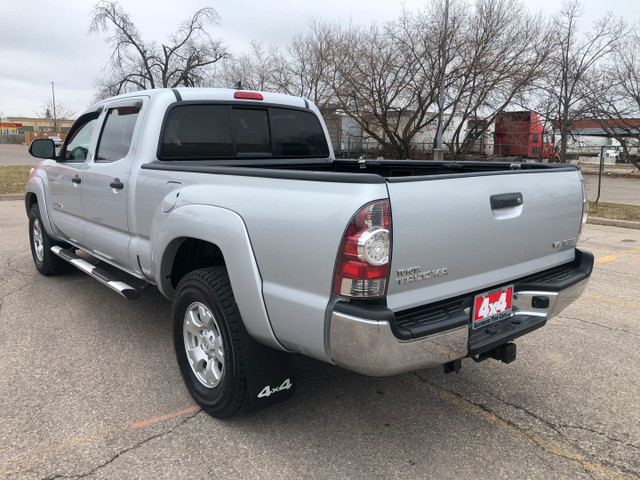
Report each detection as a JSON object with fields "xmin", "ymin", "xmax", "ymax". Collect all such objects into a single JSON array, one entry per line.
[
  {"xmin": 578, "ymin": 171, "xmax": 588, "ymax": 241},
  {"xmin": 333, "ymin": 200, "xmax": 391, "ymax": 298}
]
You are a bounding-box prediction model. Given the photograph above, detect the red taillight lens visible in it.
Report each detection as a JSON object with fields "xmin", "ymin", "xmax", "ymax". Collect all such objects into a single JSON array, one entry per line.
[
  {"xmin": 333, "ymin": 200, "xmax": 391, "ymax": 298},
  {"xmin": 234, "ymin": 91, "xmax": 264, "ymax": 100}
]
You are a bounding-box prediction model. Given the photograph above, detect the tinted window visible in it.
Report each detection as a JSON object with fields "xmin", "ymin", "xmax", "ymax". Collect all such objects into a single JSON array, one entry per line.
[
  {"xmin": 96, "ymin": 104, "xmax": 141, "ymax": 162},
  {"xmin": 271, "ymin": 109, "xmax": 329, "ymax": 157},
  {"xmin": 158, "ymin": 104, "xmax": 329, "ymax": 160},
  {"xmin": 232, "ymin": 109, "xmax": 270, "ymax": 155},
  {"xmin": 160, "ymin": 105, "xmax": 232, "ymax": 159}
]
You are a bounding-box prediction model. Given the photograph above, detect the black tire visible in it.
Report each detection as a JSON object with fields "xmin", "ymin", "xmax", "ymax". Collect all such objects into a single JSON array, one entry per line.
[
  {"xmin": 173, "ymin": 267, "xmax": 249, "ymax": 418},
  {"xmin": 28, "ymin": 203, "xmax": 74, "ymax": 276}
]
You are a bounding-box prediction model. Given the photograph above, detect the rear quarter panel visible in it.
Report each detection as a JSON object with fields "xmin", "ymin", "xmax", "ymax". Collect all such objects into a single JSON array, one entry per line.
[{"xmin": 135, "ymin": 167, "xmax": 388, "ymax": 362}]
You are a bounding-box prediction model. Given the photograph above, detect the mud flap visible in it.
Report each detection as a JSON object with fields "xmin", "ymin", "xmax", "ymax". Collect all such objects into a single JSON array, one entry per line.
[{"xmin": 237, "ymin": 320, "xmax": 297, "ymax": 410}]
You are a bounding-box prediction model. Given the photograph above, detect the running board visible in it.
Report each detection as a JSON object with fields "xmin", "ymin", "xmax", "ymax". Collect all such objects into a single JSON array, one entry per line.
[{"xmin": 51, "ymin": 246, "xmax": 144, "ymax": 300}]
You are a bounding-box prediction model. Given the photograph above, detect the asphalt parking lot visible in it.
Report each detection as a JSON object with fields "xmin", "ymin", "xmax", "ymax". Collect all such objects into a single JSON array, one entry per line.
[
  {"xmin": 0, "ymin": 200, "xmax": 638, "ymax": 479},
  {"xmin": 582, "ymin": 173, "xmax": 640, "ymax": 205},
  {"xmin": 0, "ymin": 145, "xmax": 39, "ymax": 166}
]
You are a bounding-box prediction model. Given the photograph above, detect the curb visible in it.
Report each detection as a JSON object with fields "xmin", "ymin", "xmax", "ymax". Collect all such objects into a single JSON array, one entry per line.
[
  {"xmin": 587, "ymin": 216, "xmax": 640, "ymax": 230},
  {"xmin": 0, "ymin": 194, "xmax": 23, "ymax": 202},
  {"xmin": 581, "ymin": 170, "xmax": 640, "ymax": 179}
]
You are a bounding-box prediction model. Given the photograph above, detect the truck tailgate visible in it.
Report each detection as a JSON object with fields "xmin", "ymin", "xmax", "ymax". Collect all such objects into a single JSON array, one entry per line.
[{"xmin": 385, "ymin": 169, "xmax": 584, "ymax": 312}]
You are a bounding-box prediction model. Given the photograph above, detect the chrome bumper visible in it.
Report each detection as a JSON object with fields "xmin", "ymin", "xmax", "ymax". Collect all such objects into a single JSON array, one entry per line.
[
  {"xmin": 512, "ymin": 276, "xmax": 589, "ymax": 320},
  {"xmin": 330, "ymin": 312, "xmax": 467, "ymax": 376},
  {"xmin": 329, "ymin": 275, "xmax": 590, "ymax": 377}
]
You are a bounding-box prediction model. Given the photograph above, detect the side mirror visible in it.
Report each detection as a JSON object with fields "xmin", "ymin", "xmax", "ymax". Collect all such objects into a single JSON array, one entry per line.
[{"xmin": 29, "ymin": 139, "xmax": 56, "ymax": 159}]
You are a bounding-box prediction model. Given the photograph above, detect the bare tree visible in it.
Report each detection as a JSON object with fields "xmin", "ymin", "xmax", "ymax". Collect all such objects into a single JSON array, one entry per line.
[
  {"xmin": 442, "ymin": 0, "xmax": 554, "ymax": 158},
  {"xmin": 218, "ymin": 20, "xmax": 339, "ymax": 117},
  {"xmin": 323, "ymin": 10, "xmax": 451, "ymax": 159},
  {"xmin": 90, "ymin": 1, "xmax": 228, "ymax": 99},
  {"xmin": 586, "ymin": 26, "xmax": 640, "ymax": 169},
  {"xmin": 274, "ymin": 20, "xmax": 339, "ymax": 116},
  {"xmin": 216, "ymin": 41, "xmax": 284, "ymax": 91},
  {"xmin": 389, "ymin": 2, "xmax": 466, "ymax": 157},
  {"xmin": 39, "ymin": 99, "xmax": 76, "ymax": 122},
  {"xmin": 538, "ymin": 0, "xmax": 626, "ymax": 162},
  {"xmin": 317, "ymin": 0, "xmax": 550, "ymax": 159}
]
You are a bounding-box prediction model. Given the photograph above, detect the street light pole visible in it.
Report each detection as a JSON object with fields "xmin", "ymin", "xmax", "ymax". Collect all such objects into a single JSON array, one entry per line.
[
  {"xmin": 434, "ymin": 0, "xmax": 450, "ymax": 161},
  {"xmin": 51, "ymin": 81, "xmax": 58, "ymax": 133}
]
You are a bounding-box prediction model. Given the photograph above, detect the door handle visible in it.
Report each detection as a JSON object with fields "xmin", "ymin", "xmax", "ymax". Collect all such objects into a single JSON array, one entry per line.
[
  {"xmin": 72, "ymin": 175, "xmax": 81, "ymax": 184},
  {"xmin": 490, "ymin": 193, "xmax": 523, "ymax": 209},
  {"xmin": 110, "ymin": 178, "xmax": 124, "ymax": 190}
]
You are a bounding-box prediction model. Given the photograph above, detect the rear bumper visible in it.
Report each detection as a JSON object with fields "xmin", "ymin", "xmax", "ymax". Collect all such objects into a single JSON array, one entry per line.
[{"xmin": 329, "ymin": 249, "xmax": 593, "ymax": 376}]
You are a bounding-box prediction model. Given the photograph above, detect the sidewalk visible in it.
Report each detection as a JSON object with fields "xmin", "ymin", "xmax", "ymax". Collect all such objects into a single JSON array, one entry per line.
[
  {"xmin": 588, "ymin": 216, "xmax": 640, "ymax": 230},
  {"xmin": 578, "ymin": 162, "xmax": 640, "ymax": 178},
  {"xmin": 0, "ymin": 194, "xmax": 23, "ymax": 201}
]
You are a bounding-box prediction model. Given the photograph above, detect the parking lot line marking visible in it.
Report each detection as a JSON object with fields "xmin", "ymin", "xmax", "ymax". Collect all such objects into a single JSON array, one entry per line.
[
  {"xmin": 131, "ymin": 406, "xmax": 200, "ymax": 429},
  {"xmin": 583, "ymin": 294, "xmax": 640, "ymax": 310},
  {"xmin": 594, "ymin": 247, "xmax": 640, "ymax": 265}
]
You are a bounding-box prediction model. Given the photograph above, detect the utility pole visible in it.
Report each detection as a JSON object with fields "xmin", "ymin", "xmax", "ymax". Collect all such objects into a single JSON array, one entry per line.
[
  {"xmin": 51, "ymin": 81, "xmax": 58, "ymax": 133},
  {"xmin": 434, "ymin": 0, "xmax": 450, "ymax": 161}
]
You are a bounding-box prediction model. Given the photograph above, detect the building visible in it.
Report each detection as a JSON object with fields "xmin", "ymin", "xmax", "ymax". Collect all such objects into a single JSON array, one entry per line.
[
  {"xmin": 330, "ymin": 110, "xmax": 493, "ymax": 158},
  {"xmin": 6, "ymin": 116, "xmax": 75, "ymax": 134},
  {"xmin": 324, "ymin": 114, "xmax": 363, "ymax": 156},
  {"xmin": 557, "ymin": 118, "xmax": 640, "ymax": 157}
]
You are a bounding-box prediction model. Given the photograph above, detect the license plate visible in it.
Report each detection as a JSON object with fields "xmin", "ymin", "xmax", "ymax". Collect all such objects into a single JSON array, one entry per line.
[{"xmin": 472, "ymin": 285, "xmax": 513, "ymax": 330}]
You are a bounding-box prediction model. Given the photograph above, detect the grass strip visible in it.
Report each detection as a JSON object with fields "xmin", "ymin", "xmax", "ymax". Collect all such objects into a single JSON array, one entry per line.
[
  {"xmin": 0, "ymin": 166, "xmax": 32, "ymax": 195},
  {"xmin": 589, "ymin": 201, "xmax": 640, "ymax": 223}
]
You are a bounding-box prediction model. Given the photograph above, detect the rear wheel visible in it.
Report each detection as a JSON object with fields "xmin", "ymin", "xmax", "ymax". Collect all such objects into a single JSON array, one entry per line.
[
  {"xmin": 28, "ymin": 203, "xmax": 73, "ymax": 276},
  {"xmin": 173, "ymin": 267, "xmax": 249, "ymax": 418}
]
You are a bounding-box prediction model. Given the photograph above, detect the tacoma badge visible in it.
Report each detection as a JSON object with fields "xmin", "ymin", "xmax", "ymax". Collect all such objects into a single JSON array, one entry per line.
[
  {"xmin": 396, "ymin": 266, "xmax": 448, "ymax": 285},
  {"xmin": 552, "ymin": 238, "xmax": 577, "ymax": 248}
]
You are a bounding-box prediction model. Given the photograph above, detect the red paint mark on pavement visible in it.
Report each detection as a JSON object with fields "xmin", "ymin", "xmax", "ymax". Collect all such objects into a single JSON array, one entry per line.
[{"xmin": 131, "ymin": 406, "xmax": 200, "ymax": 429}]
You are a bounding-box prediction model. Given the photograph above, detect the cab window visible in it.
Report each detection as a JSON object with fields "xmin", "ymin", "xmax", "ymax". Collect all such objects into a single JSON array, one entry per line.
[
  {"xmin": 158, "ymin": 104, "xmax": 329, "ymax": 160},
  {"xmin": 63, "ymin": 113, "xmax": 100, "ymax": 162},
  {"xmin": 95, "ymin": 102, "xmax": 142, "ymax": 162},
  {"xmin": 232, "ymin": 108, "xmax": 270, "ymax": 155}
]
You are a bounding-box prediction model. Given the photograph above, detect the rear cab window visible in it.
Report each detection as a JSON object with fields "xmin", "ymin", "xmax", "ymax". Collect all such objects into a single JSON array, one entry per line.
[
  {"xmin": 233, "ymin": 109, "xmax": 270, "ymax": 156},
  {"xmin": 158, "ymin": 103, "xmax": 329, "ymax": 160}
]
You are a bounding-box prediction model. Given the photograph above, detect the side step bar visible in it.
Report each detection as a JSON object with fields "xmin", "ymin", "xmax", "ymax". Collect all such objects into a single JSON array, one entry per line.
[{"xmin": 51, "ymin": 246, "xmax": 144, "ymax": 300}]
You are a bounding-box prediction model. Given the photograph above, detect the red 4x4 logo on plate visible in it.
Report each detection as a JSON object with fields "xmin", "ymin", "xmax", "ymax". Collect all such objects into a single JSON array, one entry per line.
[{"xmin": 473, "ymin": 285, "xmax": 513, "ymax": 329}]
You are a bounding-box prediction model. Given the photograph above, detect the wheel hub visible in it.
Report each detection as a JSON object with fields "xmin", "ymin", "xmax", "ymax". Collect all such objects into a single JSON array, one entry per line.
[
  {"xmin": 32, "ymin": 219, "xmax": 44, "ymax": 262},
  {"xmin": 183, "ymin": 302, "xmax": 225, "ymax": 389},
  {"xmin": 200, "ymin": 329, "xmax": 217, "ymax": 356}
]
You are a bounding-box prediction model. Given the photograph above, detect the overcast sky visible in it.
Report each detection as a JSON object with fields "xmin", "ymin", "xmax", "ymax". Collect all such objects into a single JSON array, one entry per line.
[{"xmin": 0, "ymin": 0, "xmax": 637, "ymax": 118}]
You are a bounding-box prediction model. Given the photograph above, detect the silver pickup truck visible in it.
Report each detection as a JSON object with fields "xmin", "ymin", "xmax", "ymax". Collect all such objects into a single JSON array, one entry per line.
[{"xmin": 26, "ymin": 88, "xmax": 592, "ymax": 417}]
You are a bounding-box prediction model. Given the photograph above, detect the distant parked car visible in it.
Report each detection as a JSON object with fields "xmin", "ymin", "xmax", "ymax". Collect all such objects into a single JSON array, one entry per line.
[{"xmin": 48, "ymin": 136, "xmax": 63, "ymax": 147}]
